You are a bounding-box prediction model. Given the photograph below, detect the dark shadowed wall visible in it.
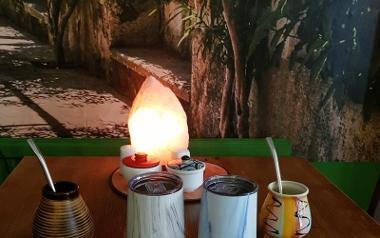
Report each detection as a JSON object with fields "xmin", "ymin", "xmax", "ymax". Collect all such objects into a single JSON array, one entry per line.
[{"xmin": 190, "ymin": 0, "xmax": 380, "ymax": 161}]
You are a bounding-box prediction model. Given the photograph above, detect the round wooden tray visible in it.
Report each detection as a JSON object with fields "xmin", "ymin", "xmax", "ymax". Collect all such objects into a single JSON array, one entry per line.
[{"xmin": 110, "ymin": 163, "xmax": 228, "ymax": 202}]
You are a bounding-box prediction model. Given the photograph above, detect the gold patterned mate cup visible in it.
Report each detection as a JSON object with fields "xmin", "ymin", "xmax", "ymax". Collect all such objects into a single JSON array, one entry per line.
[
  {"xmin": 260, "ymin": 181, "xmax": 311, "ymax": 238},
  {"xmin": 33, "ymin": 181, "xmax": 95, "ymax": 238}
]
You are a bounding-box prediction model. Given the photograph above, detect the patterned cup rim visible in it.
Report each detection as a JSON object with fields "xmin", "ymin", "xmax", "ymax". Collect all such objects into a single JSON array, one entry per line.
[{"xmin": 268, "ymin": 180, "xmax": 309, "ymax": 198}]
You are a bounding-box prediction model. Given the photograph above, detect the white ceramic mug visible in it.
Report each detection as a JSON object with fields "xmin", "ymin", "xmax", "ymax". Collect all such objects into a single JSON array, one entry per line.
[{"xmin": 167, "ymin": 159, "xmax": 205, "ymax": 192}]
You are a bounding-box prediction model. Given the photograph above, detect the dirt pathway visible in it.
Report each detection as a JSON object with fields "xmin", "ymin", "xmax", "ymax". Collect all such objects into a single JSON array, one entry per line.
[{"xmin": 0, "ymin": 17, "xmax": 129, "ymax": 138}]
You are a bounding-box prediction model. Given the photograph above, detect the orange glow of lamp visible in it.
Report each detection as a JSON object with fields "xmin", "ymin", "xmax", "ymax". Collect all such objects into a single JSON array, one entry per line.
[
  {"xmin": 114, "ymin": 77, "xmax": 226, "ymax": 198},
  {"xmin": 127, "ymin": 76, "xmax": 189, "ymax": 163}
]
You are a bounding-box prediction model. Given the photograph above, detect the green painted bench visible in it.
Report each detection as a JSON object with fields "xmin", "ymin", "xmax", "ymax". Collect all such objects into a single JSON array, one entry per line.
[
  {"xmin": 0, "ymin": 138, "xmax": 292, "ymax": 157},
  {"xmin": 312, "ymin": 162, "xmax": 380, "ymax": 211},
  {"xmin": 0, "ymin": 138, "xmax": 291, "ymax": 182},
  {"xmin": 1, "ymin": 138, "xmax": 379, "ymax": 212}
]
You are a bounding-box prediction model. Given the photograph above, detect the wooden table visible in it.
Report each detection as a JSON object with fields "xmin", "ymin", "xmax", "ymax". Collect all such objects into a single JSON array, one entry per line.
[{"xmin": 0, "ymin": 156, "xmax": 379, "ymax": 237}]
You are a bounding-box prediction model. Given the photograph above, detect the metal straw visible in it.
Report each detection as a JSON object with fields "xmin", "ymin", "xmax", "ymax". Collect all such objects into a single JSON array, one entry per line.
[
  {"xmin": 27, "ymin": 139, "xmax": 56, "ymax": 192},
  {"xmin": 266, "ymin": 137, "xmax": 283, "ymax": 194}
]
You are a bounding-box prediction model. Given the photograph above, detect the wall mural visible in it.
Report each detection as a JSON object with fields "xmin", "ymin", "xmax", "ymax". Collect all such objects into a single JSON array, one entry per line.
[{"xmin": 0, "ymin": 0, "xmax": 379, "ymax": 161}]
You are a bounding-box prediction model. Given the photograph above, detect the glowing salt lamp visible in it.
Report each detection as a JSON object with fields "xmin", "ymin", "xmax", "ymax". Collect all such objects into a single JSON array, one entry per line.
[{"xmin": 128, "ymin": 76, "xmax": 189, "ymax": 163}]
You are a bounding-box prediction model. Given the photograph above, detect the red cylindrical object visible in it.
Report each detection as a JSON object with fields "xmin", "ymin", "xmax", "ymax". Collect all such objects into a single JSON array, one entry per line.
[{"xmin": 123, "ymin": 153, "xmax": 160, "ymax": 168}]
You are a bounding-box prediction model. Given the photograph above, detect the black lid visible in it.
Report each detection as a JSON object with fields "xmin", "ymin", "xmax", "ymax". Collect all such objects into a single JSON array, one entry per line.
[
  {"xmin": 42, "ymin": 181, "xmax": 79, "ymax": 200},
  {"xmin": 204, "ymin": 175, "xmax": 258, "ymax": 196},
  {"xmin": 167, "ymin": 159, "xmax": 205, "ymax": 171}
]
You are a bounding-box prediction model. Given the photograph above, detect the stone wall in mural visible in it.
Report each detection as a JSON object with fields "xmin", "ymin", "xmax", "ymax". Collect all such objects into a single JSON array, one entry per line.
[
  {"xmin": 63, "ymin": 0, "xmax": 189, "ymax": 76},
  {"xmin": 64, "ymin": 0, "xmax": 160, "ymax": 76}
]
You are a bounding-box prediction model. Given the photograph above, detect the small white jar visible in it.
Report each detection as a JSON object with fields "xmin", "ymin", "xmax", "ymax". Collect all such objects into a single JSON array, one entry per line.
[
  {"xmin": 167, "ymin": 159, "xmax": 205, "ymax": 192},
  {"xmin": 120, "ymin": 153, "xmax": 161, "ymax": 182}
]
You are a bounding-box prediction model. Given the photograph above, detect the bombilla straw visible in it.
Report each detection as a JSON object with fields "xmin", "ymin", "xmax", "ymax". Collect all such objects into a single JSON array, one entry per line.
[
  {"xmin": 27, "ymin": 139, "xmax": 56, "ymax": 192},
  {"xmin": 266, "ymin": 137, "xmax": 283, "ymax": 194}
]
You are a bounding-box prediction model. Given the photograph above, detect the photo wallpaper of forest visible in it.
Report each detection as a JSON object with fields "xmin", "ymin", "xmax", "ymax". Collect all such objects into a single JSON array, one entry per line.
[{"xmin": 0, "ymin": 0, "xmax": 379, "ymax": 162}]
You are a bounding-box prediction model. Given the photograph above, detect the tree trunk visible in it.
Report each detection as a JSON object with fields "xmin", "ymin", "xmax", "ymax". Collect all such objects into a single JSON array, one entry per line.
[
  {"xmin": 47, "ymin": 0, "xmax": 78, "ymax": 66},
  {"xmin": 222, "ymin": 0, "xmax": 249, "ymax": 137},
  {"xmin": 219, "ymin": 66, "xmax": 235, "ymax": 137},
  {"xmin": 54, "ymin": 31, "xmax": 65, "ymax": 65}
]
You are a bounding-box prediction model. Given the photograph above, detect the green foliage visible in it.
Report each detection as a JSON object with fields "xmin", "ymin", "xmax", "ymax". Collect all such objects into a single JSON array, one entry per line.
[
  {"xmin": 287, "ymin": 0, "xmax": 330, "ymax": 81},
  {"xmin": 153, "ymin": 0, "xmax": 229, "ymax": 64},
  {"xmin": 247, "ymin": 0, "xmax": 287, "ymax": 62},
  {"xmin": 157, "ymin": 0, "xmax": 331, "ymax": 83}
]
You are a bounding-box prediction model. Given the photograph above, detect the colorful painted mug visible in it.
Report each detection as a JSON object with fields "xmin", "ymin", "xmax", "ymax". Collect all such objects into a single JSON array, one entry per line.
[{"xmin": 260, "ymin": 181, "xmax": 311, "ymax": 238}]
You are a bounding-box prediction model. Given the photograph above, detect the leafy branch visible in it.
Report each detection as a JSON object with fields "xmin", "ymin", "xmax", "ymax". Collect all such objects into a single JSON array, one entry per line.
[{"xmin": 155, "ymin": 0, "xmax": 332, "ymax": 136}]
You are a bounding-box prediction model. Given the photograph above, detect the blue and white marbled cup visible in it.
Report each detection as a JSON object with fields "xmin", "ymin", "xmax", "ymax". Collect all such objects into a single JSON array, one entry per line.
[{"xmin": 198, "ymin": 175, "xmax": 258, "ymax": 238}]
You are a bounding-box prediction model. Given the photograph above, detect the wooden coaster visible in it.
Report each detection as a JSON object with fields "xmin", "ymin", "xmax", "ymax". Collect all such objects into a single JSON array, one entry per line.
[{"xmin": 110, "ymin": 163, "xmax": 228, "ymax": 202}]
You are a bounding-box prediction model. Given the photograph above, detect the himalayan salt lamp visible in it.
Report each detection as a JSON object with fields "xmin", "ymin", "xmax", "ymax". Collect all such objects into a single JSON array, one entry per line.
[{"xmin": 128, "ymin": 76, "xmax": 189, "ymax": 163}]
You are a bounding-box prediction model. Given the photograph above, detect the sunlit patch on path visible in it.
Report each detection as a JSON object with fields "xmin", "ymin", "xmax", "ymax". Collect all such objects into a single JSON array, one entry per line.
[{"xmin": 0, "ymin": 17, "xmax": 130, "ymax": 138}]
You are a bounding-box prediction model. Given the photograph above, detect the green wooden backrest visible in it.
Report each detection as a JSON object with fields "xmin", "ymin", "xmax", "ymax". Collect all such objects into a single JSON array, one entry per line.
[
  {"xmin": 189, "ymin": 138, "xmax": 292, "ymax": 157},
  {"xmin": 0, "ymin": 138, "xmax": 292, "ymax": 157},
  {"xmin": 0, "ymin": 138, "xmax": 291, "ymax": 183},
  {"xmin": 0, "ymin": 157, "xmax": 19, "ymax": 183},
  {"xmin": 0, "ymin": 138, "xmax": 129, "ymax": 157},
  {"xmin": 311, "ymin": 162, "xmax": 380, "ymax": 211}
]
